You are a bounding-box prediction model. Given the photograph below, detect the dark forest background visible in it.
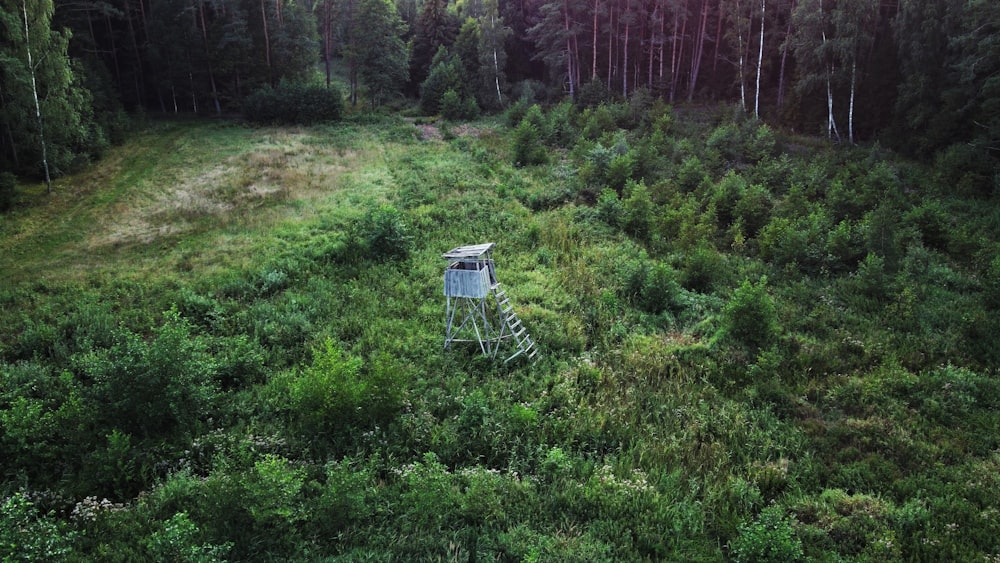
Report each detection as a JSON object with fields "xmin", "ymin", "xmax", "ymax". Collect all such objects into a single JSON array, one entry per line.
[{"xmin": 1, "ymin": 0, "xmax": 998, "ymax": 183}]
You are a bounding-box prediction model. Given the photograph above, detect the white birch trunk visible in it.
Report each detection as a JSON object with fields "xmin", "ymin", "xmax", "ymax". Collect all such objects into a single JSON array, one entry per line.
[
  {"xmin": 492, "ymin": 15, "xmax": 503, "ymax": 104},
  {"xmin": 592, "ymin": 0, "xmax": 599, "ymax": 80},
  {"xmin": 22, "ymin": 0, "xmax": 52, "ymax": 192},
  {"xmin": 848, "ymin": 60, "xmax": 856, "ymax": 144},
  {"xmin": 736, "ymin": 0, "xmax": 746, "ymax": 112},
  {"xmin": 754, "ymin": 0, "xmax": 765, "ymax": 119},
  {"xmin": 622, "ymin": 6, "xmax": 629, "ymax": 97}
]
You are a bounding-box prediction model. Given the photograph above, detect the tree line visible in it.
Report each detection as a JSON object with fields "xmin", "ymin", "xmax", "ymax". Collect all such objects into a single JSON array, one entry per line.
[{"xmin": 1, "ymin": 0, "xmax": 997, "ymax": 180}]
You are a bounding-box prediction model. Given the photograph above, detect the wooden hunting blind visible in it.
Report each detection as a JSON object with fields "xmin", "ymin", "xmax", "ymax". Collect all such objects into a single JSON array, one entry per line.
[{"xmin": 443, "ymin": 243, "xmax": 537, "ymax": 363}]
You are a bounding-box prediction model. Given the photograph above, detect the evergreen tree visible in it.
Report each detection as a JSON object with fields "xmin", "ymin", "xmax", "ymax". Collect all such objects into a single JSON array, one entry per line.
[
  {"xmin": 409, "ymin": 0, "xmax": 459, "ymax": 91},
  {"xmin": 356, "ymin": 0, "xmax": 409, "ymax": 108}
]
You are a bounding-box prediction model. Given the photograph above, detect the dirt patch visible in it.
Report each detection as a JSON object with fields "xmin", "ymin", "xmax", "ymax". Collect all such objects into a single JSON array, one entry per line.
[
  {"xmin": 86, "ymin": 132, "xmax": 357, "ymax": 249},
  {"xmin": 417, "ymin": 123, "xmax": 443, "ymax": 141}
]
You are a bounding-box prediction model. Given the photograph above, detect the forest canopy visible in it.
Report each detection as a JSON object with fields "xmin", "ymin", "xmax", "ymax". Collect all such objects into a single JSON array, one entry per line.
[{"xmin": 1, "ymin": 0, "xmax": 998, "ymax": 180}]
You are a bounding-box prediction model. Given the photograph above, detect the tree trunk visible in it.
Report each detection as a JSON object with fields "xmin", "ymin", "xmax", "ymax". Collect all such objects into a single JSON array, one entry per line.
[
  {"xmin": 648, "ymin": 5, "xmax": 656, "ymax": 89},
  {"xmin": 189, "ymin": 72, "xmax": 199, "ymax": 113},
  {"xmin": 754, "ymin": 0, "xmax": 765, "ymax": 118},
  {"xmin": 323, "ymin": 0, "xmax": 333, "ymax": 87},
  {"xmin": 492, "ymin": 14, "xmax": 503, "ymax": 104},
  {"xmin": 198, "ymin": 0, "xmax": 222, "ymax": 114},
  {"xmin": 670, "ymin": 11, "xmax": 683, "ymax": 102},
  {"xmin": 123, "ymin": 0, "xmax": 146, "ymax": 106},
  {"xmin": 564, "ymin": 0, "xmax": 576, "ymax": 99},
  {"xmin": 22, "ymin": 0, "xmax": 52, "ymax": 191},
  {"xmin": 658, "ymin": 2, "xmax": 664, "ymax": 85},
  {"xmin": 777, "ymin": 13, "xmax": 791, "ymax": 107},
  {"xmin": 822, "ymin": 24, "xmax": 838, "ymax": 141},
  {"xmin": 592, "ymin": 0, "xmax": 599, "ymax": 80},
  {"xmin": 736, "ymin": 0, "xmax": 746, "ymax": 111},
  {"xmin": 607, "ymin": 0, "xmax": 614, "ymax": 88},
  {"xmin": 848, "ymin": 60, "xmax": 855, "ymax": 144},
  {"xmin": 105, "ymin": 13, "xmax": 122, "ymax": 87},
  {"xmin": 712, "ymin": 0, "xmax": 722, "ymax": 74},
  {"xmin": 622, "ymin": 0, "xmax": 629, "ymax": 97},
  {"xmin": 261, "ymin": 0, "xmax": 272, "ymax": 82},
  {"xmin": 687, "ymin": 0, "xmax": 708, "ymax": 101},
  {"xmin": 567, "ymin": 35, "xmax": 576, "ymax": 98}
]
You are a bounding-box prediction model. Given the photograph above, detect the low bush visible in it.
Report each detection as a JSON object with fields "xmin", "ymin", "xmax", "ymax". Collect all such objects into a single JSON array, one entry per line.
[
  {"xmin": 718, "ymin": 277, "xmax": 778, "ymax": 351},
  {"xmin": 730, "ymin": 506, "xmax": 804, "ymax": 562},
  {"xmin": 512, "ymin": 120, "xmax": 547, "ymax": 167}
]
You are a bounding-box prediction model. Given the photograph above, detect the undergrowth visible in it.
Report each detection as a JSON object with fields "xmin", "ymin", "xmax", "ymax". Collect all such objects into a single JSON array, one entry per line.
[{"xmin": 1, "ymin": 105, "xmax": 998, "ymax": 561}]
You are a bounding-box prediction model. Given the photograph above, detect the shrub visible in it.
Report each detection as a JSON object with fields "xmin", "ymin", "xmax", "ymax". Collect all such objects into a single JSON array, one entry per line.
[
  {"xmin": 0, "ymin": 172, "xmax": 15, "ymax": 212},
  {"xmin": 544, "ymin": 101, "xmax": 578, "ymax": 147},
  {"xmin": 350, "ymin": 205, "xmax": 413, "ymax": 260},
  {"xmin": 243, "ymin": 82, "xmax": 344, "ymax": 125},
  {"xmin": 440, "ymin": 89, "xmax": 479, "ymax": 120},
  {"xmin": 730, "ymin": 506, "xmax": 804, "ymax": 563},
  {"xmin": 625, "ymin": 259, "xmax": 682, "ymax": 314},
  {"xmin": 597, "ymin": 188, "xmax": 624, "ymax": 228},
  {"xmin": 577, "ymin": 78, "xmax": 611, "ymax": 109},
  {"xmin": 734, "ymin": 183, "xmax": 773, "ymax": 238},
  {"xmin": 281, "ymin": 340, "xmax": 404, "ymax": 441},
  {"xmin": 623, "ymin": 180, "xmax": 654, "ymax": 240},
  {"xmin": 146, "ymin": 512, "xmax": 231, "ymax": 562},
  {"xmin": 682, "ymin": 246, "xmax": 726, "ymax": 293},
  {"xmin": 512, "ymin": 120, "xmax": 547, "ymax": 167},
  {"xmin": 718, "ymin": 278, "xmax": 778, "ymax": 351},
  {"xmin": 676, "ymin": 155, "xmax": 710, "ymax": 193},
  {"xmin": 419, "ymin": 49, "xmax": 469, "ymax": 115},
  {"xmin": 1, "ymin": 492, "xmax": 75, "ymax": 561},
  {"xmin": 77, "ymin": 309, "xmax": 217, "ymax": 441}
]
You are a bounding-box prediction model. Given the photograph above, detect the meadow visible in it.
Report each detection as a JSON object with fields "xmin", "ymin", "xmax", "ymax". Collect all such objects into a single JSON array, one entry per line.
[{"xmin": 2, "ymin": 102, "xmax": 999, "ymax": 561}]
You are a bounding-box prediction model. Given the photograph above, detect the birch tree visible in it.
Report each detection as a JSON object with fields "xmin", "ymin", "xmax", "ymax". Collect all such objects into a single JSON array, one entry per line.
[
  {"xmin": 0, "ymin": 0, "xmax": 98, "ymax": 182},
  {"xmin": 477, "ymin": 0, "xmax": 510, "ymax": 108},
  {"xmin": 791, "ymin": 0, "xmax": 839, "ymax": 140},
  {"xmin": 831, "ymin": 0, "xmax": 877, "ymax": 143}
]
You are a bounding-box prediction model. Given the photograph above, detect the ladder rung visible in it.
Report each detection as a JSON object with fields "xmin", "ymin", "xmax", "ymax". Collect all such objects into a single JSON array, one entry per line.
[
  {"xmin": 498, "ymin": 299, "xmax": 510, "ymax": 308},
  {"xmin": 514, "ymin": 328, "xmax": 526, "ymax": 339},
  {"xmin": 509, "ymin": 318, "xmax": 521, "ymax": 329},
  {"xmin": 528, "ymin": 349, "xmax": 539, "ymax": 360}
]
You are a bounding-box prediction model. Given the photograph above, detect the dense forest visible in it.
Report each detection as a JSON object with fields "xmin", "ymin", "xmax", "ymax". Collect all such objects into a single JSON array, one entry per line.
[
  {"xmin": 2, "ymin": 0, "xmax": 1000, "ymax": 560},
  {"xmin": 1, "ymin": 0, "xmax": 999, "ymax": 182}
]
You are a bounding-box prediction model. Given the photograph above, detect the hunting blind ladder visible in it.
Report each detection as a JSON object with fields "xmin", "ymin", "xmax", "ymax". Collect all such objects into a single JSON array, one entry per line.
[{"xmin": 443, "ymin": 243, "xmax": 537, "ymax": 363}]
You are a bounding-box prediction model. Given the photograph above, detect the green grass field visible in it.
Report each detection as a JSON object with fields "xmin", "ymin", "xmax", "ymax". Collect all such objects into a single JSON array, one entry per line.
[{"xmin": 2, "ymin": 106, "xmax": 999, "ymax": 561}]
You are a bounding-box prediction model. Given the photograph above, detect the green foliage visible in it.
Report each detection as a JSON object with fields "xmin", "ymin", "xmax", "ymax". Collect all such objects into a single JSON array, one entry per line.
[
  {"xmin": 0, "ymin": 492, "xmax": 75, "ymax": 561},
  {"xmin": 596, "ymin": 188, "xmax": 624, "ymax": 228},
  {"xmin": 76, "ymin": 308, "xmax": 217, "ymax": 442},
  {"xmin": 243, "ymin": 82, "xmax": 344, "ymax": 125},
  {"xmin": 275, "ymin": 339, "xmax": 403, "ymax": 442},
  {"xmin": 682, "ymin": 246, "xmax": 727, "ymax": 293},
  {"xmin": 512, "ymin": 120, "xmax": 547, "ymax": 167},
  {"xmin": 718, "ymin": 278, "xmax": 778, "ymax": 351},
  {"xmin": 625, "ymin": 259, "xmax": 683, "ymax": 315},
  {"xmin": 146, "ymin": 512, "xmax": 231, "ymax": 562},
  {"xmin": 439, "ymin": 89, "xmax": 479, "ymax": 120},
  {"xmin": 0, "ymin": 0, "xmax": 109, "ymax": 177},
  {"xmin": 730, "ymin": 506, "xmax": 804, "ymax": 563},
  {"xmin": 623, "ymin": 180, "xmax": 654, "ymax": 240},
  {"xmin": 577, "ymin": 78, "xmax": 612, "ymax": 109},
  {"xmin": 3, "ymin": 100, "xmax": 1000, "ymax": 563},
  {"xmin": 420, "ymin": 48, "xmax": 476, "ymax": 116},
  {"xmin": 349, "ymin": 204, "xmax": 413, "ymax": 260}
]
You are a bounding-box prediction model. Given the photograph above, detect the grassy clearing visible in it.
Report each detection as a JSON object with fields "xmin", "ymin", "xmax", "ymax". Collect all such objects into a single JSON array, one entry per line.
[{"xmin": 2, "ymin": 105, "xmax": 999, "ymax": 561}]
